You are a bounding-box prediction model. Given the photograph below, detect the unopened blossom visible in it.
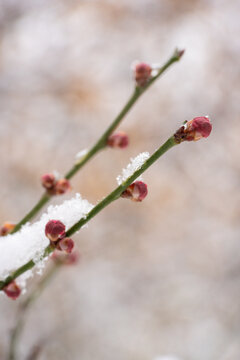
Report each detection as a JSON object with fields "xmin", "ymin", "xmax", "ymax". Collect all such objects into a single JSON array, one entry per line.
[
  {"xmin": 174, "ymin": 116, "xmax": 212, "ymax": 143},
  {"xmin": 41, "ymin": 173, "xmax": 56, "ymax": 190},
  {"xmin": 3, "ymin": 281, "xmax": 21, "ymax": 300},
  {"xmin": 107, "ymin": 132, "xmax": 129, "ymax": 149},
  {"xmin": 134, "ymin": 62, "xmax": 152, "ymax": 87},
  {"xmin": 55, "ymin": 179, "xmax": 71, "ymax": 195},
  {"xmin": 41, "ymin": 173, "xmax": 71, "ymax": 195},
  {"xmin": 0, "ymin": 222, "xmax": 15, "ymax": 236},
  {"xmin": 121, "ymin": 181, "xmax": 148, "ymax": 202},
  {"xmin": 45, "ymin": 220, "xmax": 66, "ymax": 242},
  {"xmin": 56, "ymin": 237, "xmax": 74, "ymax": 253}
]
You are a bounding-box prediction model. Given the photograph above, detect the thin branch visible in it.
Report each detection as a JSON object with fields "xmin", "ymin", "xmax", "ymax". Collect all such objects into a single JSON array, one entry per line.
[
  {"xmin": 0, "ymin": 135, "xmax": 177, "ymax": 290},
  {"xmin": 10, "ymin": 49, "xmax": 184, "ymax": 234}
]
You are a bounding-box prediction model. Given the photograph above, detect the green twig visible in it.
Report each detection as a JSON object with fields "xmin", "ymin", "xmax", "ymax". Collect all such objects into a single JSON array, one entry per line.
[
  {"xmin": 10, "ymin": 49, "xmax": 184, "ymax": 234},
  {"xmin": 0, "ymin": 135, "xmax": 177, "ymax": 290}
]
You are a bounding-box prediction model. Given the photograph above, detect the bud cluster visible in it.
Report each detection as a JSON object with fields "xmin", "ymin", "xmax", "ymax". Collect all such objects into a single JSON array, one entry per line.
[
  {"xmin": 41, "ymin": 174, "xmax": 71, "ymax": 195},
  {"xmin": 45, "ymin": 220, "xmax": 74, "ymax": 254},
  {"xmin": 121, "ymin": 181, "xmax": 148, "ymax": 202},
  {"xmin": 174, "ymin": 116, "xmax": 212, "ymax": 143}
]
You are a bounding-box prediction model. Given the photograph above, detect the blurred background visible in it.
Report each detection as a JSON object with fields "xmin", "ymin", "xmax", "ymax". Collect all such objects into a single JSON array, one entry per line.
[{"xmin": 0, "ymin": 0, "xmax": 240, "ymax": 359}]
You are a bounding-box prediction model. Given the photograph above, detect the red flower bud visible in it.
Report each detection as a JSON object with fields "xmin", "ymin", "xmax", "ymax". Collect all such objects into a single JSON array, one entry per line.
[
  {"xmin": 107, "ymin": 132, "xmax": 129, "ymax": 149},
  {"xmin": 45, "ymin": 220, "xmax": 66, "ymax": 242},
  {"xmin": 0, "ymin": 222, "xmax": 15, "ymax": 236},
  {"xmin": 55, "ymin": 179, "xmax": 71, "ymax": 195},
  {"xmin": 134, "ymin": 62, "xmax": 152, "ymax": 87},
  {"xmin": 3, "ymin": 281, "xmax": 21, "ymax": 300},
  {"xmin": 174, "ymin": 116, "xmax": 212, "ymax": 143},
  {"xmin": 41, "ymin": 173, "xmax": 56, "ymax": 190},
  {"xmin": 121, "ymin": 181, "xmax": 148, "ymax": 202},
  {"xmin": 56, "ymin": 237, "xmax": 74, "ymax": 253}
]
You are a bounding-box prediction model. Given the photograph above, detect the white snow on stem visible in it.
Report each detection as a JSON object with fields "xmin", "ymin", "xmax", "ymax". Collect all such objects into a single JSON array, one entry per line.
[
  {"xmin": 0, "ymin": 194, "xmax": 93, "ymax": 282},
  {"xmin": 75, "ymin": 148, "xmax": 88, "ymax": 164},
  {"xmin": 116, "ymin": 152, "xmax": 150, "ymax": 185}
]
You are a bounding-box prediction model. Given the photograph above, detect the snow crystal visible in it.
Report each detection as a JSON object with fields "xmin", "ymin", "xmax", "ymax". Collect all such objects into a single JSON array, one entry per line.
[
  {"xmin": 116, "ymin": 152, "xmax": 150, "ymax": 185},
  {"xmin": 75, "ymin": 149, "xmax": 88, "ymax": 163},
  {"xmin": 0, "ymin": 194, "xmax": 93, "ymax": 282}
]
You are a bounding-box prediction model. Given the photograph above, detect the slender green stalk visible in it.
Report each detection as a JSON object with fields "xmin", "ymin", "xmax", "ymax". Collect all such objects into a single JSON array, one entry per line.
[
  {"xmin": 0, "ymin": 135, "xmax": 177, "ymax": 290},
  {"xmin": 7, "ymin": 264, "xmax": 60, "ymax": 360},
  {"xmin": 10, "ymin": 49, "xmax": 183, "ymax": 234}
]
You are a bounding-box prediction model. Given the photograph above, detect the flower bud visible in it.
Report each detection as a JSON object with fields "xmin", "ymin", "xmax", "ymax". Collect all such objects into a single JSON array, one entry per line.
[
  {"xmin": 107, "ymin": 132, "xmax": 129, "ymax": 149},
  {"xmin": 3, "ymin": 281, "xmax": 21, "ymax": 300},
  {"xmin": 134, "ymin": 62, "xmax": 152, "ymax": 87},
  {"xmin": 174, "ymin": 116, "xmax": 212, "ymax": 143},
  {"xmin": 41, "ymin": 173, "xmax": 56, "ymax": 190},
  {"xmin": 0, "ymin": 222, "xmax": 15, "ymax": 236},
  {"xmin": 56, "ymin": 237, "xmax": 74, "ymax": 253},
  {"xmin": 121, "ymin": 181, "xmax": 148, "ymax": 202},
  {"xmin": 45, "ymin": 220, "xmax": 66, "ymax": 242},
  {"xmin": 54, "ymin": 178, "xmax": 71, "ymax": 195}
]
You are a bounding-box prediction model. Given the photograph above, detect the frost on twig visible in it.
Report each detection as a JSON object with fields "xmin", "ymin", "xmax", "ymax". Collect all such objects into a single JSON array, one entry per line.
[
  {"xmin": 0, "ymin": 194, "xmax": 93, "ymax": 283},
  {"xmin": 116, "ymin": 152, "xmax": 150, "ymax": 185}
]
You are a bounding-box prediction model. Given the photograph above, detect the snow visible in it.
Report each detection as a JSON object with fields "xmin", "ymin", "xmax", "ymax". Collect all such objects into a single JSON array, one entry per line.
[
  {"xmin": 75, "ymin": 149, "xmax": 88, "ymax": 163},
  {"xmin": 116, "ymin": 152, "xmax": 150, "ymax": 185},
  {"xmin": 0, "ymin": 194, "xmax": 93, "ymax": 282}
]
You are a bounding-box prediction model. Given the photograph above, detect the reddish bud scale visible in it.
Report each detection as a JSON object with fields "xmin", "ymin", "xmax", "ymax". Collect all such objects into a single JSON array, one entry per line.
[
  {"xmin": 41, "ymin": 173, "xmax": 56, "ymax": 190},
  {"xmin": 107, "ymin": 132, "xmax": 129, "ymax": 149},
  {"xmin": 56, "ymin": 237, "xmax": 74, "ymax": 253},
  {"xmin": 0, "ymin": 222, "xmax": 15, "ymax": 236},
  {"xmin": 3, "ymin": 281, "xmax": 21, "ymax": 300},
  {"xmin": 45, "ymin": 220, "xmax": 66, "ymax": 242},
  {"xmin": 135, "ymin": 63, "xmax": 152, "ymax": 87},
  {"xmin": 174, "ymin": 116, "xmax": 212, "ymax": 143},
  {"xmin": 121, "ymin": 181, "xmax": 148, "ymax": 202},
  {"xmin": 55, "ymin": 179, "xmax": 71, "ymax": 195}
]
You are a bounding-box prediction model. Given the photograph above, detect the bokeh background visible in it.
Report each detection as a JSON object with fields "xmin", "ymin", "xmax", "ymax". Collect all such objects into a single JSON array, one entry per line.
[{"xmin": 0, "ymin": 0, "xmax": 240, "ymax": 359}]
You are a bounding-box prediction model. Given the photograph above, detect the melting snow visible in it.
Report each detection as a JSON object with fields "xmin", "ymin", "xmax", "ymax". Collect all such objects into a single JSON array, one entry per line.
[
  {"xmin": 116, "ymin": 152, "xmax": 150, "ymax": 185},
  {"xmin": 0, "ymin": 194, "xmax": 93, "ymax": 282}
]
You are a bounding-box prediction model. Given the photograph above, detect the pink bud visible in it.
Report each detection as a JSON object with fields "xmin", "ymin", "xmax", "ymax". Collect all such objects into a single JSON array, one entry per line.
[
  {"xmin": 174, "ymin": 116, "xmax": 212, "ymax": 143},
  {"xmin": 56, "ymin": 237, "xmax": 74, "ymax": 253},
  {"xmin": 187, "ymin": 116, "xmax": 212, "ymax": 140},
  {"xmin": 3, "ymin": 281, "xmax": 21, "ymax": 300},
  {"xmin": 0, "ymin": 222, "xmax": 15, "ymax": 236},
  {"xmin": 54, "ymin": 178, "xmax": 71, "ymax": 195},
  {"xmin": 41, "ymin": 173, "xmax": 56, "ymax": 190},
  {"xmin": 134, "ymin": 62, "xmax": 152, "ymax": 87},
  {"xmin": 45, "ymin": 220, "xmax": 66, "ymax": 242},
  {"xmin": 121, "ymin": 181, "xmax": 148, "ymax": 202},
  {"xmin": 107, "ymin": 132, "xmax": 129, "ymax": 149}
]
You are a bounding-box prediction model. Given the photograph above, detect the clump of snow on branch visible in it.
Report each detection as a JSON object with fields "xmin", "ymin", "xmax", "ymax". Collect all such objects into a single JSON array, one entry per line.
[
  {"xmin": 116, "ymin": 152, "xmax": 150, "ymax": 185},
  {"xmin": 75, "ymin": 148, "xmax": 88, "ymax": 164},
  {"xmin": 0, "ymin": 194, "xmax": 93, "ymax": 282}
]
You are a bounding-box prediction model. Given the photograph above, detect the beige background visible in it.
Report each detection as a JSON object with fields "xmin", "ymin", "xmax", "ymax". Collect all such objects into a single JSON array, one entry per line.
[{"xmin": 0, "ymin": 0, "xmax": 240, "ymax": 359}]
